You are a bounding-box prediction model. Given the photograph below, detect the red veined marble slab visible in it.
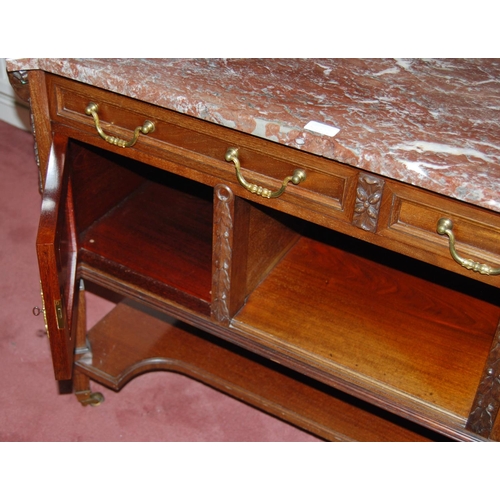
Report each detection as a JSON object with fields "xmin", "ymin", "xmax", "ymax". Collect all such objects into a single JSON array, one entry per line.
[{"xmin": 7, "ymin": 58, "xmax": 500, "ymax": 212}]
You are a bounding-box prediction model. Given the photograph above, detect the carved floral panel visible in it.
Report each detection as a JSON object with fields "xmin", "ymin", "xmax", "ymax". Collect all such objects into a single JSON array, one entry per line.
[{"xmin": 352, "ymin": 173, "xmax": 385, "ymax": 232}]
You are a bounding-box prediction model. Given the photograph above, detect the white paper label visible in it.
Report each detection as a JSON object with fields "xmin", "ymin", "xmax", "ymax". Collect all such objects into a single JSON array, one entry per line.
[{"xmin": 304, "ymin": 120, "xmax": 340, "ymax": 137}]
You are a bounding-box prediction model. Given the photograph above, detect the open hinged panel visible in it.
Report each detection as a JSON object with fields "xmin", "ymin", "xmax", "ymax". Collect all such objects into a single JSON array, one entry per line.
[
  {"xmin": 37, "ymin": 137, "xmax": 298, "ymax": 374},
  {"xmin": 37, "ymin": 135, "xmax": 500, "ymax": 440}
]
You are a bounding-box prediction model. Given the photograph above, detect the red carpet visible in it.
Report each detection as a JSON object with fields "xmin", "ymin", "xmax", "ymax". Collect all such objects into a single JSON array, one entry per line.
[{"xmin": 0, "ymin": 119, "xmax": 319, "ymax": 441}]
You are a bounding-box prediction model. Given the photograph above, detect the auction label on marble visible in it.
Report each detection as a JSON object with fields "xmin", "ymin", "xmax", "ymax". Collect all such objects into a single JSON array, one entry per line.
[{"xmin": 304, "ymin": 121, "xmax": 340, "ymax": 137}]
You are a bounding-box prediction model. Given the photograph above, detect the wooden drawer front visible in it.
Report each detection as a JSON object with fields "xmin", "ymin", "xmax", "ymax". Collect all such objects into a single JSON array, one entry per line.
[
  {"xmin": 220, "ymin": 147, "xmax": 357, "ymax": 219},
  {"xmin": 48, "ymin": 74, "xmax": 356, "ymax": 223},
  {"xmin": 380, "ymin": 181, "xmax": 500, "ymax": 286}
]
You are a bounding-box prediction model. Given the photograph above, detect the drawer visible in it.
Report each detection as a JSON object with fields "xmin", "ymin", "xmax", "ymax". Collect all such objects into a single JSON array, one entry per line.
[
  {"xmin": 379, "ymin": 181, "xmax": 500, "ymax": 287},
  {"xmin": 48, "ymin": 74, "xmax": 358, "ymax": 225}
]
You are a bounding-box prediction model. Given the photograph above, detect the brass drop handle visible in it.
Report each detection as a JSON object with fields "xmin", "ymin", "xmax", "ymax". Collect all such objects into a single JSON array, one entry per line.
[
  {"xmin": 85, "ymin": 102, "xmax": 155, "ymax": 148},
  {"xmin": 436, "ymin": 218, "xmax": 500, "ymax": 276},
  {"xmin": 225, "ymin": 147, "xmax": 306, "ymax": 199}
]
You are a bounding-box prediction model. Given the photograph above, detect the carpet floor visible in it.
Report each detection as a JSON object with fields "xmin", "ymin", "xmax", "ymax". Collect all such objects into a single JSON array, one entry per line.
[{"xmin": 0, "ymin": 118, "xmax": 319, "ymax": 442}]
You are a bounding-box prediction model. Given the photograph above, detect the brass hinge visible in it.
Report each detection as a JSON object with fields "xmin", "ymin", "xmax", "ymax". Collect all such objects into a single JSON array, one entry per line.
[{"xmin": 55, "ymin": 299, "xmax": 65, "ymax": 329}]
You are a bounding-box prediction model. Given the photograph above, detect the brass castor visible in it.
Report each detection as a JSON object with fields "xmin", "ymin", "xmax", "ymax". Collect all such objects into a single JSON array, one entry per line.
[
  {"xmin": 76, "ymin": 391, "xmax": 105, "ymax": 407},
  {"xmin": 88, "ymin": 392, "xmax": 105, "ymax": 407}
]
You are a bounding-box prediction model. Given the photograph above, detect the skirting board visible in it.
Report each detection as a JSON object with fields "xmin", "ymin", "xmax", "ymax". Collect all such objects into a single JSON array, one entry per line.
[
  {"xmin": 0, "ymin": 58, "xmax": 30, "ymax": 131},
  {"xmin": 0, "ymin": 82, "xmax": 30, "ymax": 130}
]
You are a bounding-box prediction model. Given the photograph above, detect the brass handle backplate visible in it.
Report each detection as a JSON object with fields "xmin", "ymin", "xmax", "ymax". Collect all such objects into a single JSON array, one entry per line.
[
  {"xmin": 85, "ymin": 102, "xmax": 155, "ymax": 148},
  {"xmin": 436, "ymin": 217, "xmax": 500, "ymax": 276},
  {"xmin": 225, "ymin": 147, "xmax": 306, "ymax": 199}
]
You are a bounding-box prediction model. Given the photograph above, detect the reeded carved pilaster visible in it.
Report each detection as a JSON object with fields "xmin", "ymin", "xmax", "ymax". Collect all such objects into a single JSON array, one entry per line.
[
  {"xmin": 467, "ymin": 321, "xmax": 500, "ymax": 438},
  {"xmin": 211, "ymin": 185, "xmax": 234, "ymax": 324},
  {"xmin": 353, "ymin": 173, "xmax": 385, "ymax": 232},
  {"xmin": 8, "ymin": 70, "xmax": 44, "ymax": 191}
]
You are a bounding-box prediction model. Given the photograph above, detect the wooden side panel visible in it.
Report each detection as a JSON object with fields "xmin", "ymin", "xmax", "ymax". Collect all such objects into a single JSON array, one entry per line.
[{"xmin": 68, "ymin": 141, "xmax": 145, "ymax": 235}]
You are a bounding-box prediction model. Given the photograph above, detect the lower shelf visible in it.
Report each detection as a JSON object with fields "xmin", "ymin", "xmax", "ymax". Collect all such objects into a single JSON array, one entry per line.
[{"xmin": 75, "ymin": 299, "xmax": 451, "ymax": 441}]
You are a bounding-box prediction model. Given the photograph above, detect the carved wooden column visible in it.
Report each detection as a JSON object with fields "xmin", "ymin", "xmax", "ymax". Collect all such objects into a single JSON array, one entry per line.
[
  {"xmin": 8, "ymin": 69, "xmax": 52, "ymax": 192},
  {"xmin": 467, "ymin": 320, "xmax": 500, "ymax": 438},
  {"xmin": 211, "ymin": 184, "xmax": 251, "ymax": 325}
]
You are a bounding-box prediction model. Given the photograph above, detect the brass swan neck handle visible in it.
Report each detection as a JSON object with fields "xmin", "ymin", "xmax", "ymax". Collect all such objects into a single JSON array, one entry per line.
[
  {"xmin": 225, "ymin": 147, "xmax": 306, "ymax": 199},
  {"xmin": 437, "ymin": 218, "xmax": 500, "ymax": 276},
  {"xmin": 85, "ymin": 102, "xmax": 155, "ymax": 148}
]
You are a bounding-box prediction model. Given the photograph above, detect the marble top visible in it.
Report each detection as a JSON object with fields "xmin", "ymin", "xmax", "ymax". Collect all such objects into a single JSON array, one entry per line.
[{"xmin": 7, "ymin": 58, "xmax": 500, "ymax": 213}]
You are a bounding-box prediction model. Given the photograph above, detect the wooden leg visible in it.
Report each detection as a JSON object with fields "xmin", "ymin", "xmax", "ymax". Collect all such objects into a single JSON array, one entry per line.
[
  {"xmin": 73, "ymin": 370, "xmax": 104, "ymax": 407},
  {"xmin": 73, "ymin": 279, "xmax": 104, "ymax": 407}
]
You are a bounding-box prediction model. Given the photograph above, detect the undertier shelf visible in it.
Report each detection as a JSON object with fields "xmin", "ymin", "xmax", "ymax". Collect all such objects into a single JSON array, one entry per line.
[{"xmin": 75, "ymin": 299, "xmax": 450, "ymax": 442}]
